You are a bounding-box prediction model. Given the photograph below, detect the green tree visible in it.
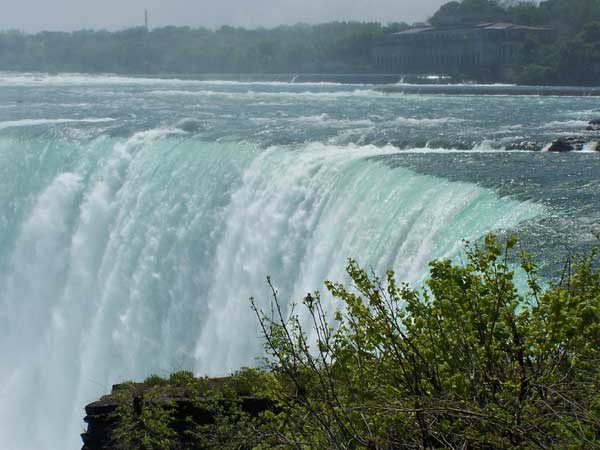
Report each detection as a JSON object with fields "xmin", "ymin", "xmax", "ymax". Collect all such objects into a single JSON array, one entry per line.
[{"xmin": 430, "ymin": 0, "xmax": 506, "ymax": 27}]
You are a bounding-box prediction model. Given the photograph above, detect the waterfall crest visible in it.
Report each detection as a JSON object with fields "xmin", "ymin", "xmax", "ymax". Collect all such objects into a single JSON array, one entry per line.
[{"xmin": 0, "ymin": 132, "xmax": 543, "ymax": 450}]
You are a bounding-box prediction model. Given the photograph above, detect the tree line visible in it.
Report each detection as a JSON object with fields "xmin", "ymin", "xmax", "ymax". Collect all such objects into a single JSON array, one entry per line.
[
  {"xmin": 431, "ymin": 0, "xmax": 600, "ymax": 85},
  {"xmin": 0, "ymin": 22, "xmax": 408, "ymax": 75},
  {"xmin": 0, "ymin": 0, "xmax": 599, "ymax": 84}
]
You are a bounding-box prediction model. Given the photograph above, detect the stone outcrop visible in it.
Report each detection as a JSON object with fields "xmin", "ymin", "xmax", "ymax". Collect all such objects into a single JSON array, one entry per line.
[
  {"xmin": 543, "ymin": 118, "xmax": 600, "ymax": 152},
  {"xmin": 546, "ymin": 136, "xmax": 599, "ymax": 152},
  {"xmin": 586, "ymin": 118, "xmax": 600, "ymax": 131},
  {"xmin": 176, "ymin": 118, "xmax": 207, "ymax": 133},
  {"xmin": 81, "ymin": 379, "xmax": 272, "ymax": 450},
  {"xmin": 546, "ymin": 137, "xmax": 583, "ymax": 152},
  {"xmin": 81, "ymin": 395, "xmax": 121, "ymax": 450}
]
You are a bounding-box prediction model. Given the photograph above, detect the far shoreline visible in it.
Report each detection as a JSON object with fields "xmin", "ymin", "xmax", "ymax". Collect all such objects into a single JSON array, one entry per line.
[{"xmin": 3, "ymin": 71, "xmax": 600, "ymax": 96}]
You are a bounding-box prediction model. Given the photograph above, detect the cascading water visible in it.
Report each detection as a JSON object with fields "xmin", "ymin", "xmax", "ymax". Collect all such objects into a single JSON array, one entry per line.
[
  {"xmin": 8, "ymin": 74, "xmax": 600, "ymax": 450},
  {"xmin": 0, "ymin": 128, "xmax": 544, "ymax": 450}
]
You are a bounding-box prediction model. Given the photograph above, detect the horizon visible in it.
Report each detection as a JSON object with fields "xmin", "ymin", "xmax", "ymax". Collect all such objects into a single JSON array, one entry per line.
[
  {"xmin": 0, "ymin": 0, "xmax": 447, "ymax": 33},
  {"xmin": 0, "ymin": 19, "xmax": 419, "ymax": 35}
]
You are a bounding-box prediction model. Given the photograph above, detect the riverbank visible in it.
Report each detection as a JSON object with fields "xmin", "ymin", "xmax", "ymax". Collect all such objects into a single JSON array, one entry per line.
[{"xmin": 376, "ymin": 84, "xmax": 600, "ymax": 97}]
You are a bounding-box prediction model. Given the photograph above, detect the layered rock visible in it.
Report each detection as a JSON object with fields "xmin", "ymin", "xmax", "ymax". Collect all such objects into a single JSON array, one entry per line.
[
  {"xmin": 586, "ymin": 118, "xmax": 600, "ymax": 131},
  {"xmin": 81, "ymin": 378, "xmax": 272, "ymax": 450}
]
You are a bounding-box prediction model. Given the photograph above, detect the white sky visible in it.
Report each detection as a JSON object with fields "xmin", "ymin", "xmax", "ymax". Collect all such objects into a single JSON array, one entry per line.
[{"xmin": 0, "ymin": 0, "xmax": 449, "ymax": 32}]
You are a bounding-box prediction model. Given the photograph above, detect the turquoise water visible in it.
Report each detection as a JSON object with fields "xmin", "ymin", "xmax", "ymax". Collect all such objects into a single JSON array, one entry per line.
[{"xmin": 0, "ymin": 73, "xmax": 597, "ymax": 450}]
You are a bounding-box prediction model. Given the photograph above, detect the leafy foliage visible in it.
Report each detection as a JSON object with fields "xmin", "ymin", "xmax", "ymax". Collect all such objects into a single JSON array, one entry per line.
[
  {"xmin": 251, "ymin": 235, "xmax": 600, "ymax": 449},
  {"xmin": 111, "ymin": 369, "xmax": 285, "ymax": 450},
  {"xmin": 430, "ymin": 0, "xmax": 507, "ymax": 27},
  {"xmin": 112, "ymin": 380, "xmax": 178, "ymax": 450},
  {"xmin": 430, "ymin": 0, "xmax": 600, "ymax": 85},
  {"xmin": 515, "ymin": 19, "xmax": 600, "ymax": 85},
  {"xmin": 110, "ymin": 235, "xmax": 600, "ymax": 449}
]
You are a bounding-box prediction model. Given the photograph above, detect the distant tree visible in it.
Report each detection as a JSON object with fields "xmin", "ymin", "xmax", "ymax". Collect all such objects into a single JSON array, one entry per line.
[
  {"xmin": 506, "ymin": 2, "xmax": 545, "ymax": 26},
  {"xmin": 430, "ymin": 0, "xmax": 506, "ymax": 27},
  {"xmin": 0, "ymin": 2, "xmax": 599, "ymax": 85},
  {"xmin": 429, "ymin": 1, "xmax": 462, "ymax": 26}
]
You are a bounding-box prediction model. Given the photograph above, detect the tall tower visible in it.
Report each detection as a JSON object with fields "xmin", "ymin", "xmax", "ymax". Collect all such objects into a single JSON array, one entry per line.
[{"xmin": 145, "ymin": 10, "xmax": 149, "ymax": 29}]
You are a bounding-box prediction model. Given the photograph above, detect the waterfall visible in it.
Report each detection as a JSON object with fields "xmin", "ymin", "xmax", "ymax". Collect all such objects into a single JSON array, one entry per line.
[{"xmin": 0, "ymin": 130, "xmax": 544, "ymax": 450}]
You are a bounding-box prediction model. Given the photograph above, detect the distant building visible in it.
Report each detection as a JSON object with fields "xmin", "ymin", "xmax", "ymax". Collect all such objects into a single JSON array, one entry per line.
[{"xmin": 373, "ymin": 22, "xmax": 555, "ymax": 80}]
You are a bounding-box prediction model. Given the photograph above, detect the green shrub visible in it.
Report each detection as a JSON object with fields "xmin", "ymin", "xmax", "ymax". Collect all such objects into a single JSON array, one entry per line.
[
  {"xmin": 143, "ymin": 374, "xmax": 169, "ymax": 388},
  {"xmin": 168, "ymin": 371, "xmax": 196, "ymax": 387},
  {"xmin": 112, "ymin": 384, "xmax": 177, "ymax": 450},
  {"xmin": 111, "ymin": 234, "xmax": 600, "ymax": 449},
  {"xmin": 252, "ymin": 234, "xmax": 600, "ymax": 449}
]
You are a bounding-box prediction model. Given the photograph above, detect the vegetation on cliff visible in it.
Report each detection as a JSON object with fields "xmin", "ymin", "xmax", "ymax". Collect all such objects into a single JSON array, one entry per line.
[{"xmin": 106, "ymin": 235, "xmax": 600, "ymax": 449}]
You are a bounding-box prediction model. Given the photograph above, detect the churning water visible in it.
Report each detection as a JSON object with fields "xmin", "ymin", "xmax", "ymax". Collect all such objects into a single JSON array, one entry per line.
[{"xmin": 0, "ymin": 73, "xmax": 598, "ymax": 450}]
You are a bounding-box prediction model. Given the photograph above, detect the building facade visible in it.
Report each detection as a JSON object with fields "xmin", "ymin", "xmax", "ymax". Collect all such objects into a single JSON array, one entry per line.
[{"xmin": 373, "ymin": 23, "xmax": 554, "ymax": 80}]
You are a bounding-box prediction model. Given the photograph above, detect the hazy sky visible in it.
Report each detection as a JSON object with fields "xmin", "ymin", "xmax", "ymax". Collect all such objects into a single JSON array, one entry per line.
[{"xmin": 0, "ymin": 0, "xmax": 449, "ymax": 32}]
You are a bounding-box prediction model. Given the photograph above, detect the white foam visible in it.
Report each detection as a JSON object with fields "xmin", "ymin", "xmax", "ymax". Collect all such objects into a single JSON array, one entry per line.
[
  {"xmin": 194, "ymin": 141, "xmax": 544, "ymax": 374},
  {"xmin": 0, "ymin": 118, "xmax": 115, "ymax": 130},
  {"xmin": 543, "ymin": 120, "xmax": 589, "ymax": 129},
  {"xmin": 0, "ymin": 72, "xmax": 357, "ymax": 87},
  {"xmin": 0, "ymin": 172, "xmax": 83, "ymax": 450},
  {"xmin": 582, "ymin": 142, "xmax": 598, "ymax": 152},
  {"xmin": 147, "ymin": 88, "xmax": 382, "ymax": 100},
  {"xmin": 393, "ymin": 115, "xmax": 464, "ymax": 126},
  {"xmin": 252, "ymin": 113, "xmax": 374, "ymax": 127},
  {"xmin": 564, "ymin": 109, "xmax": 598, "ymax": 118}
]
